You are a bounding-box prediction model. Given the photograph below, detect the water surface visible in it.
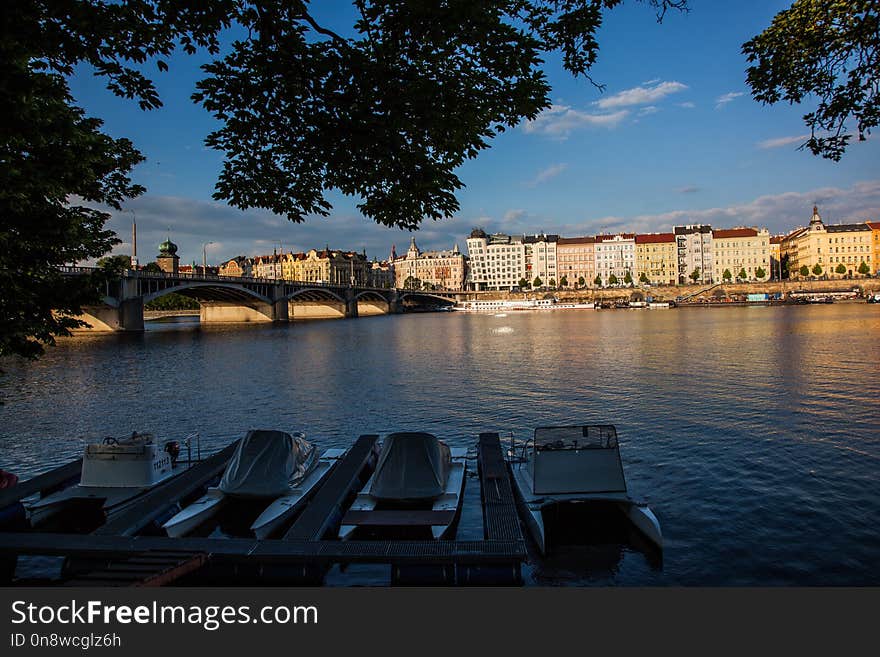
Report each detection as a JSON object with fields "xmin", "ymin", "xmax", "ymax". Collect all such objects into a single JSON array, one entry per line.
[{"xmin": 2, "ymin": 305, "xmax": 878, "ymax": 585}]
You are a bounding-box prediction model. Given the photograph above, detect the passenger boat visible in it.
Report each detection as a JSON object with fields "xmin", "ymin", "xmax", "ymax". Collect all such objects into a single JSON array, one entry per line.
[
  {"xmin": 338, "ymin": 432, "xmax": 467, "ymax": 540},
  {"xmin": 162, "ymin": 430, "xmax": 342, "ymax": 538},
  {"xmin": 508, "ymin": 425, "xmax": 662, "ymax": 555},
  {"xmin": 453, "ymin": 298, "xmax": 595, "ymax": 312},
  {"xmin": 27, "ymin": 433, "xmax": 185, "ymax": 528},
  {"xmin": 648, "ymin": 301, "xmax": 674, "ymax": 309}
]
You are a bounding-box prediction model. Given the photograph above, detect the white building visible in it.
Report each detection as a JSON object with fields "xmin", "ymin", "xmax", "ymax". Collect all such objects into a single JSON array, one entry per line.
[
  {"xmin": 594, "ymin": 234, "xmax": 635, "ymax": 285},
  {"xmin": 674, "ymin": 224, "xmax": 713, "ymax": 284},
  {"xmin": 465, "ymin": 229, "xmax": 528, "ymax": 290},
  {"xmin": 523, "ymin": 234, "xmax": 559, "ymax": 286}
]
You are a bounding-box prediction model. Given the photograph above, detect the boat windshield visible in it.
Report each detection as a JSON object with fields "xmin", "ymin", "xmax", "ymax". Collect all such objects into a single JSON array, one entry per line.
[
  {"xmin": 533, "ymin": 425, "xmax": 618, "ymax": 451},
  {"xmin": 530, "ymin": 425, "xmax": 626, "ymax": 495}
]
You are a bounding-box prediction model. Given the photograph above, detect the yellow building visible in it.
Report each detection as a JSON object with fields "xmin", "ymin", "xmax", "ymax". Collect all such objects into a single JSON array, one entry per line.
[
  {"xmin": 219, "ymin": 256, "xmax": 252, "ymax": 278},
  {"xmin": 869, "ymin": 221, "xmax": 880, "ymax": 275},
  {"xmin": 393, "ymin": 237, "xmax": 467, "ymax": 290},
  {"xmin": 769, "ymin": 236, "xmax": 784, "ymax": 281},
  {"xmin": 293, "ymin": 248, "xmax": 371, "ymax": 285},
  {"xmin": 634, "ymin": 233, "xmax": 677, "ymax": 285},
  {"xmin": 782, "ymin": 206, "xmax": 872, "ymax": 279},
  {"xmin": 712, "ymin": 227, "xmax": 770, "ymax": 282}
]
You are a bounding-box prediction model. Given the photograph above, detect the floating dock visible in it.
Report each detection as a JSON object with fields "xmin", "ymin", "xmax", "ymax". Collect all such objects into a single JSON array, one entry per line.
[{"xmin": 0, "ymin": 433, "xmax": 526, "ymax": 586}]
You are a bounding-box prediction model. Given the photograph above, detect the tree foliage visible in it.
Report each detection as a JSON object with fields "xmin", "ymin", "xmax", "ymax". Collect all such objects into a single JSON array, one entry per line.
[
  {"xmin": 858, "ymin": 261, "xmax": 870, "ymax": 275},
  {"xmin": 812, "ymin": 263, "xmax": 823, "ymax": 276},
  {"xmin": 608, "ymin": 274, "xmax": 618, "ymax": 285},
  {"xmin": 533, "ymin": 276, "xmax": 543, "ymax": 288},
  {"xmin": 723, "ymin": 268, "xmax": 732, "ymax": 281},
  {"xmin": 743, "ymin": 0, "xmax": 879, "ymax": 160},
  {"xmin": 578, "ymin": 276, "xmax": 586, "ymax": 287},
  {"xmin": 800, "ymin": 265, "xmax": 810, "ymax": 277},
  {"xmin": 755, "ymin": 266, "xmax": 766, "ymax": 279},
  {"xmin": 835, "ymin": 263, "xmax": 847, "ymax": 275}
]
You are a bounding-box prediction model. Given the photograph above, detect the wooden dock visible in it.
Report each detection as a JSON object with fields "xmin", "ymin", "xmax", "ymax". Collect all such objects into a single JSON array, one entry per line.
[{"xmin": 0, "ymin": 433, "xmax": 527, "ymax": 586}]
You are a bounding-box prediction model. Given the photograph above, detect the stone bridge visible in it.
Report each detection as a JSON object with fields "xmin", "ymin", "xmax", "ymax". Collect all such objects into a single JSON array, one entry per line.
[{"xmin": 60, "ymin": 268, "xmax": 458, "ymax": 331}]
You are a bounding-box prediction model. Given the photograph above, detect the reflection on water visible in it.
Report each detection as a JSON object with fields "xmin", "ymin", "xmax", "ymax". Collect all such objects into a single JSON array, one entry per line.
[{"xmin": 1, "ymin": 305, "xmax": 879, "ymax": 585}]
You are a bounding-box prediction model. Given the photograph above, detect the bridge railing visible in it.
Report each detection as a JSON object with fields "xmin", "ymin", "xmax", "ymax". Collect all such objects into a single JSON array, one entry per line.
[{"xmin": 59, "ymin": 266, "xmax": 463, "ymax": 294}]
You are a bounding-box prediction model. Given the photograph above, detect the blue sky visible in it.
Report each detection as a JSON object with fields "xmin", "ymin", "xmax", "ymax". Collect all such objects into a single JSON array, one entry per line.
[{"xmin": 70, "ymin": 1, "xmax": 880, "ymax": 265}]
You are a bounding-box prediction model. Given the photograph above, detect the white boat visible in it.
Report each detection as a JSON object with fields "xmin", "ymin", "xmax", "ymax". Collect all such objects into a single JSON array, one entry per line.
[
  {"xmin": 648, "ymin": 301, "xmax": 673, "ymax": 309},
  {"xmin": 338, "ymin": 432, "xmax": 467, "ymax": 540},
  {"xmin": 27, "ymin": 432, "xmax": 185, "ymax": 527},
  {"xmin": 629, "ymin": 301, "xmax": 647, "ymax": 308},
  {"xmin": 250, "ymin": 447, "xmax": 345, "ymax": 538},
  {"xmin": 453, "ymin": 298, "xmax": 595, "ymax": 312},
  {"xmin": 163, "ymin": 430, "xmax": 340, "ymax": 539},
  {"xmin": 509, "ymin": 425, "xmax": 662, "ymax": 555}
]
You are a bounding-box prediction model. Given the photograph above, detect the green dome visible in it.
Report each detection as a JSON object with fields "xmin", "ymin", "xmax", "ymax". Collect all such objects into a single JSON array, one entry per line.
[{"xmin": 159, "ymin": 238, "xmax": 178, "ymax": 256}]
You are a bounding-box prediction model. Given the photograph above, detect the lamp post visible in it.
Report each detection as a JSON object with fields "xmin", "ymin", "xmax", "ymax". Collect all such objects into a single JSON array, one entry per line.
[
  {"xmin": 129, "ymin": 210, "xmax": 138, "ymax": 270},
  {"xmin": 202, "ymin": 241, "xmax": 214, "ymax": 277}
]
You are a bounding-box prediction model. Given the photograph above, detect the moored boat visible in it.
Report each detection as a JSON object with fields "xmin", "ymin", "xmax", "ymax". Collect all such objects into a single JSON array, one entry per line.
[
  {"xmin": 508, "ymin": 425, "xmax": 662, "ymax": 555},
  {"xmin": 338, "ymin": 432, "xmax": 467, "ymax": 540},
  {"xmin": 162, "ymin": 430, "xmax": 340, "ymax": 538},
  {"xmin": 26, "ymin": 432, "xmax": 185, "ymax": 528}
]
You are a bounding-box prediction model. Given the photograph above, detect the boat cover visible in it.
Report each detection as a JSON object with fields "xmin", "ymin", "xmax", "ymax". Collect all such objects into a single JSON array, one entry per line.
[
  {"xmin": 219, "ymin": 430, "xmax": 316, "ymax": 498},
  {"xmin": 369, "ymin": 432, "xmax": 451, "ymax": 501}
]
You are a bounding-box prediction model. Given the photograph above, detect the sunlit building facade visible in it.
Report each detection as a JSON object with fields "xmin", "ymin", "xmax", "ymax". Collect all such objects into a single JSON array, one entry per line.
[
  {"xmin": 712, "ymin": 227, "xmax": 771, "ymax": 282},
  {"xmin": 635, "ymin": 233, "xmax": 677, "ymax": 285}
]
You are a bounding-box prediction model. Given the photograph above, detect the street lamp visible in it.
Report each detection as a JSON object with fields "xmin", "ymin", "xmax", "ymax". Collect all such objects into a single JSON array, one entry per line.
[
  {"xmin": 129, "ymin": 210, "xmax": 138, "ymax": 270},
  {"xmin": 202, "ymin": 241, "xmax": 214, "ymax": 276}
]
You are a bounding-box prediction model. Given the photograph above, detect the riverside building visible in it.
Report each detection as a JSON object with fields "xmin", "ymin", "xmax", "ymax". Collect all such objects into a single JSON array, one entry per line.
[
  {"xmin": 781, "ymin": 206, "xmax": 873, "ymax": 279},
  {"xmin": 674, "ymin": 224, "xmax": 713, "ymax": 284},
  {"xmin": 393, "ymin": 237, "xmax": 467, "ymax": 290},
  {"xmin": 634, "ymin": 233, "xmax": 677, "ymax": 285},
  {"xmin": 556, "ymin": 237, "xmax": 596, "ymax": 287},
  {"xmin": 524, "ymin": 234, "xmax": 559, "ymax": 286},
  {"xmin": 712, "ymin": 227, "xmax": 771, "ymax": 282},
  {"xmin": 465, "ymin": 229, "xmax": 527, "ymax": 290},
  {"xmin": 594, "ymin": 233, "xmax": 635, "ymax": 285}
]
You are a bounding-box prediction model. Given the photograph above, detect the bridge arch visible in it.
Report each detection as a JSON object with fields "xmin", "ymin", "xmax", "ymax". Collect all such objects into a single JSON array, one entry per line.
[
  {"xmin": 284, "ymin": 288, "xmax": 346, "ymax": 304},
  {"xmin": 142, "ymin": 282, "xmax": 272, "ymax": 305}
]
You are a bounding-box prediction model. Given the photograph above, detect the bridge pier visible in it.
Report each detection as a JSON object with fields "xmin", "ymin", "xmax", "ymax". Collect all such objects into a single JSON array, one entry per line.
[
  {"xmin": 344, "ymin": 289, "xmax": 359, "ymax": 319},
  {"xmin": 199, "ymin": 301, "xmax": 285, "ymax": 324},
  {"xmin": 71, "ymin": 299, "xmax": 144, "ymax": 332}
]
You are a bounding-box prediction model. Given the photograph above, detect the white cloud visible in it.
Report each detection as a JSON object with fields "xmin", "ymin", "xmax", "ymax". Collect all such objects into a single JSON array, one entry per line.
[
  {"xmin": 525, "ymin": 163, "xmax": 568, "ymax": 187},
  {"xmin": 678, "ymin": 101, "xmax": 696, "ymax": 109},
  {"xmin": 561, "ymin": 180, "xmax": 880, "ymax": 236},
  {"xmin": 715, "ymin": 91, "xmax": 744, "ymax": 109},
  {"xmin": 89, "ymin": 181, "xmax": 880, "ymax": 266},
  {"xmin": 757, "ymin": 134, "xmax": 810, "ymax": 150},
  {"xmin": 595, "ymin": 81, "xmax": 688, "ymax": 110},
  {"xmin": 523, "ymin": 105, "xmax": 629, "ymax": 138},
  {"xmin": 638, "ymin": 106, "xmax": 660, "ymax": 116}
]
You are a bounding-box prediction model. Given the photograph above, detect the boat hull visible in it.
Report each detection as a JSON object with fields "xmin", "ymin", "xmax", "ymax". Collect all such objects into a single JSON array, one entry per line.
[{"xmin": 250, "ymin": 448, "xmax": 345, "ymax": 539}]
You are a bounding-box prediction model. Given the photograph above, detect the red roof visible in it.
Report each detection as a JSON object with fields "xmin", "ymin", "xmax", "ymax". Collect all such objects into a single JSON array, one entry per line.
[
  {"xmin": 557, "ymin": 236, "xmax": 596, "ymax": 245},
  {"xmin": 635, "ymin": 232, "xmax": 675, "ymax": 244},
  {"xmin": 770, "ymin": 235, "xmax": 785, "ymax": 244},
  {"xmin": 867, "ymin": 221, "xmax": 880, "ymax": 230},
  {"xmin": 595, "ymin": 233, "xmax": 635, "ymax": 241},
  {"xmin": 712, "ymin": 228, "xmax": 758, "ymax": 239}
]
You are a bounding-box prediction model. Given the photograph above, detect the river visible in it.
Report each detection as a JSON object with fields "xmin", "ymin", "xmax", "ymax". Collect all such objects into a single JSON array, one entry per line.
[{"xmin": 1, "ymin": 304, "xmax": 878, "ymax": 585}]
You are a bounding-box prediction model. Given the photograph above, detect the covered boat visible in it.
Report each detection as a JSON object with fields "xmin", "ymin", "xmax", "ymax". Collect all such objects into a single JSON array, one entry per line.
[
  {"xmin": 163, "ymin": 430, "xmax": 340, "ymax": 539},
  {"xmin": 339, "ymin": 432, "xmax": 466, "ymax": 540},
  {"xmin": 509, "ymin": 425, "xmax": 662, "ymax": 555}
]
